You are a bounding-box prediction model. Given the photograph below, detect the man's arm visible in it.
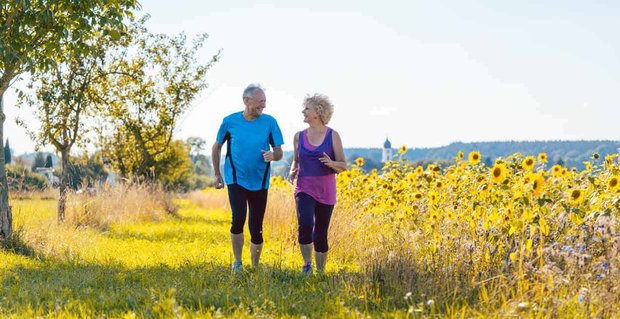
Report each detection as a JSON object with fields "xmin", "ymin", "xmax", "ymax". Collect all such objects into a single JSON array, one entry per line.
[
  {"xmin": 211, "ymin": 142, "xmax": 224, "ymax": 188},
  {"xmin": 272, "ymin": 146, "xmax": 283, "ymax": 161}
]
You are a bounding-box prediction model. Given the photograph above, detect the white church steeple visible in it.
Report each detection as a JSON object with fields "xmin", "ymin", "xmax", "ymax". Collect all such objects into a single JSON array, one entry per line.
[{"xmin": 381, "ymin": 137, "xmax": 393, "ymax": 163}]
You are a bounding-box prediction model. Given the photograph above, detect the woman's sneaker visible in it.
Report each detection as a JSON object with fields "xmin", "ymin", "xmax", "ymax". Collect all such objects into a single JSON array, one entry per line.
[
  {"xmin": 232, "ymin": 261, "xmax": 243, "ymax": 273},
  {"xmin": 302, "ymin": 262, "xmax": 312, "ymax": 275}
]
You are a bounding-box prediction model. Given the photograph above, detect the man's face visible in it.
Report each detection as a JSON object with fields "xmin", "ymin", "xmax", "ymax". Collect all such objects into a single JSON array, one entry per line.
[{"xmin": 244, "ymin": 90, "xmax": 266, "ymax": 118}]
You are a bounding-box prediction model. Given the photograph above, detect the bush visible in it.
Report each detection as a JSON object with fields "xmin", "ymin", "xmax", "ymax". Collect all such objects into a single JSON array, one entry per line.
[{"xmin": 6, "ymin": 165, "xmax": 49, "ymax": 191}]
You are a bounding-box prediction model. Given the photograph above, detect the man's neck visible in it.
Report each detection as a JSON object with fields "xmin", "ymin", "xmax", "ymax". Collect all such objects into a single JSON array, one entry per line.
[{"xmin": 243, "ymin": 110, "xmax": 258, "ymax": 121}]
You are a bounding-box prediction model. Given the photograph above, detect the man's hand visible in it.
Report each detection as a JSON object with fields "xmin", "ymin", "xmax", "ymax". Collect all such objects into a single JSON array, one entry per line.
[
  {"xmin": 262, "ymin": 149, "xmax": 274, "ymax": 162},
  {"xmin": 214, "ymin": 174, "xmax": 224, "ymax": 189}
]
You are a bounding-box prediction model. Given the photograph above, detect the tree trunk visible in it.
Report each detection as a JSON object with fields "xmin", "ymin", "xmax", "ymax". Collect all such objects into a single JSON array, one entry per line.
[
  {"xmin": 0, "ymin": 94, "xmax": 12, "ymax": 238},
  {"xmin": 58, "ymin": 149, "xmax": 70, "ymax": 223}
]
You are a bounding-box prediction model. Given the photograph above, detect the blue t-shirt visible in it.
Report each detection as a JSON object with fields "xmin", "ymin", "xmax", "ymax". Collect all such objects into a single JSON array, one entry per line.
[{"xmin": 216, "ymin": 112, "xmax": 284, "ymax": 190}]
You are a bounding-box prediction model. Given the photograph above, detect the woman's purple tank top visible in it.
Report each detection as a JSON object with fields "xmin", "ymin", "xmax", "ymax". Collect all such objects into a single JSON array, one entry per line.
[{"xmin": 294, "ymin": 128, "xmax": 337, "ymax": 205}]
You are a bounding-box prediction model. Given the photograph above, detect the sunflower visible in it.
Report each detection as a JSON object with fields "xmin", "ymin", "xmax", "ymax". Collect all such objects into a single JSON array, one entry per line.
[
  {"xmin": 568, "ymin": 189, "xmax": 585, "ymax": 206},
  {"xmin": 355, "ymin": 157, "xmax": 364, "ymax": 166},
  {"xmin": 469, "ymin": 151, "xmax": 481, "ymax": 165},
  {"xmin": 398, "ymin": 145, "xmax": 408, "ymax": 155},
  {"xmin": 414, "ymin": 165, "xmax": 424, "ymax": 175},
  {"xmin": 608, "ymin": 176, "xmax": 620, "ymax": 191},
  {"xmin": 435, "ymin": 181, "xmax": 444, "ymax": 189},
  {"xmin": 522, "ymin": 156, "xmax": 536, "ymax": 171},
  {"xmin": 592, "ymin": 152, "xmax": 600, "ymax": 160},
  {"xmin": 538, "ymin": 153, "xmax": 548, "ymax": 163},
  {"xmin": 457, "ymin": 151, "xmax": 464, "ymax": 161},
  {"xmin": 413, "ymin": 192, "xmax": 423, "ymax": 201},
  {"xmin": 532, "ymin": 173, "xmax": 546, "ymax": 197},
  {"xmin": 551, "ymin": 164, "xmax": 562, "ymax": 177},
  {"xmin": 387, "ymin": 198, "xmax": 397, "ymax": 209},
  {"xmin": 491, "ymin": 163, "xmax": 507, "ymax": 183}
]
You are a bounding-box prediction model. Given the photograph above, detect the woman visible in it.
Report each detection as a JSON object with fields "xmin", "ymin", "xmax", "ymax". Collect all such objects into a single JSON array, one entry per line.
[{"xmin": 288, "ymin": 93, "xmax": 346, "ymax": 275}]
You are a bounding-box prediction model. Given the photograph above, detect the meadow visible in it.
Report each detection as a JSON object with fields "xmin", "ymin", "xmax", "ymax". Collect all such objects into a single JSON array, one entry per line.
[{"xmin": 1, "ymin": 150, "xmax": 619, "ymax": 318}]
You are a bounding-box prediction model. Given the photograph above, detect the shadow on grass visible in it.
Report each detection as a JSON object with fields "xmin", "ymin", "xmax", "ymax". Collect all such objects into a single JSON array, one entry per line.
[
  {"xmin": 104, "ymin": 217, "xmax": 231, "ymax": 243},
  {"xmin": 0, "ymin": 227, "xmax": 37, "ymax": 258},
  {"xmin": 1, "ymin": 261, "xmax": 363, "ymax": 317}
]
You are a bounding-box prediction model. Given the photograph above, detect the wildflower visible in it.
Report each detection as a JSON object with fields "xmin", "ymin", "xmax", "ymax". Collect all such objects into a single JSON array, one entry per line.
[
  {"xmin": 468, "ymin": 151, "xmax": 481, "ymax": 165},
  {"xmin": 568, "ymin": 189, "xmax": 585, "ymax": 206},
  {"xmin": 398, "ymin": 145, "xmax": 408, "ymax": 155},
  {"xmin": 355, "ymin": 157, "xmax": 364, "ymax": 166},
  {"xmin": 538, "ymin": 153, "xmax": 548, "ymax": 163},
  {"xmin": 532, "ymin": 174, "xmax": 546, "ymax": 197},
  {"xmin": 491, "ymin": 163, "xmax": 507, "ymax": 183},
  {"xmin": 605, "ymin": 155, "xmax": 614, "ymax": 165},
  {"xmin": 522, "ymin": 156, "xmax": 535, "ymax": 171},
  {"xmin": 608, "ymin": 176, "xmax": 619, "ymax": 191},
  {"xmin": 551, "ymin": 164, "xmax": 562, "ymax": 177},
  {"xmin": 414, "ymin": 166, "xmax": 424, "ymax": 175}
]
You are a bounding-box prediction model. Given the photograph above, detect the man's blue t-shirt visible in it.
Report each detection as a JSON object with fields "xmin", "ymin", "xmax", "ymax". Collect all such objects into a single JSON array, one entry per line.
[{"xmin": 216, "ymin": 112, "xmax": 284, "ymax": 191}]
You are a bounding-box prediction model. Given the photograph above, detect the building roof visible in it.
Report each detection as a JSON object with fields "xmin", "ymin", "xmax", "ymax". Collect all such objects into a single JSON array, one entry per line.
[{"xmin": 384, "ymin": 138, "xmax": 391, "ymax": 148}]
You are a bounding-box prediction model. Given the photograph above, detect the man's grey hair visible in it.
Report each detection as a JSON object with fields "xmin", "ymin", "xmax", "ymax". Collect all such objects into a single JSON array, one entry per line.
[{"xmin": 242, "ymin": 83, "xmax": 265, "ymax": 99}]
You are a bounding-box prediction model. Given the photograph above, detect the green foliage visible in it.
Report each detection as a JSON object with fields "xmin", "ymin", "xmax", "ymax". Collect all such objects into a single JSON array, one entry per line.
[
  {"xmin": 0, "ymin": 0, "xmax": 138, "ymax": 95},
  {"xmin": 44, "ymin": 154, "xmax": 53, "ymax": 168},
  {"xmin": 66, "ymin": 153, "xmax": 108, "ymax": 189},
  {"xmin": 3, "ymin": 139, "xmax": 10, "ymax": 165},
  {"xmin": 97, "ymin": 18, "xmax": 220, "ymax": 180},
  {"xmin": 153, "ymin": 140, "xmax": 193, "ymax": 192},
  {"xmin": 30, "ymin": 152, "xmax": 45, "ymax": 171},
  {"xmin": 5, "ymin": 164, "xmax": 48, "ymax": 191},
  {"xmin": 191, "ymin": 154, "xmax": 211, "ymax": 176}
]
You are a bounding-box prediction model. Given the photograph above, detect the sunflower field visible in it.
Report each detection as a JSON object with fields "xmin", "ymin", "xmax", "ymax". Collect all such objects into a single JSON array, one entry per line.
[{"xmin": 268, "ymin": 149, "xmax": 620, "ymax": 317}]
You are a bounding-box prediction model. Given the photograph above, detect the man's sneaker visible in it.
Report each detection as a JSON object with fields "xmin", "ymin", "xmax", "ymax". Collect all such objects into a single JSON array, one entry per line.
[
  {"xmin": 302, "ymin": 262, "xmax": 313, "ymax": 275},
  {"xmin": 232, "ymin": 261, "xmax": 243, "ymax": 273}
]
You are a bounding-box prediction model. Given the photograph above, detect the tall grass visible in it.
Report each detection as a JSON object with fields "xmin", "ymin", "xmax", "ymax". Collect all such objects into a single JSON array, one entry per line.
[
  {"xmin": 3, "ymin": 152, "xmax": 620, "ymax": 317},
  {"xmin": 65, "ymin": 183, "xmax": 178, "ymax": 229}
]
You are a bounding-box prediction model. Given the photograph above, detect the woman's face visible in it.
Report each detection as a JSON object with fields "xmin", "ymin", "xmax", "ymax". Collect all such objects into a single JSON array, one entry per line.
[{"xmin": 302, "ymin": 104, "xmax": 320, "ymax": 124}]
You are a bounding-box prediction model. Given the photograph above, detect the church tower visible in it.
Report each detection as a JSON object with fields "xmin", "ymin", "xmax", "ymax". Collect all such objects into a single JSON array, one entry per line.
[{"xmin": 381, "ymin": 138, "xmax": 393, "ymax": 163}]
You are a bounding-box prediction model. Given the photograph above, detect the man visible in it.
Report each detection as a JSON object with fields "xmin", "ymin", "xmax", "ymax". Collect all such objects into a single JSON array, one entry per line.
[{"xmin": 212, "ymin": 83, "xmax": 284, "ymax": 272}]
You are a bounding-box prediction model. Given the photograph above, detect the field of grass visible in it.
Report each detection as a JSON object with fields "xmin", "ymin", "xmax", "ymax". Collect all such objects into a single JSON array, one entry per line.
[
  {"xmin": 1, "ymin": 151, "xmax": 620, "ymax": 318},
  {"xmin": 1, "ymin": 189, "xmax": 393, "ymax": 318}
]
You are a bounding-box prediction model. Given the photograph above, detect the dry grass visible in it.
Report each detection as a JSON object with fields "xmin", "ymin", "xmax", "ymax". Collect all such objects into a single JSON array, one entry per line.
[
  {"xmin": 9, "ymin": 188, "xmax": 58, "ymax": 201},
  {"xmin": 65, "ymin": 183, "xmax": 177, "ymax": 230}
]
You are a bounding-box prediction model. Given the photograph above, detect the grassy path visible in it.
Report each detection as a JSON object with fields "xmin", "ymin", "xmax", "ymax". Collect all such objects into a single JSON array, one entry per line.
[{"xmin": 1, "ymin": 199, "xmax": 377, "ymax": 318}]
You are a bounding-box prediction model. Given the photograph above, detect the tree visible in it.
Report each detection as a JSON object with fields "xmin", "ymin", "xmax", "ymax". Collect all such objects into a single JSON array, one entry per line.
[
  {"xmin": 17, "ymin": 34, "xmax": 116, "ymax": 223},
  {"xmin": 154, "ymin": 140, "xmax": 194, "ymax": 191},
  {"xmin": 186, "ymin": 137, "xmax": 207, "ymax": 161},
  {"xmin": 97, "ymin": 19, "xmax": 220, "ymax": 181},
  {"xmin": 67, "ymin": 152, "xmax": 108, "ymax": 190},
  {"xmin": 3, "ymin": 139, "xmax": 10, "ymax": 165},
  {"xmin": 45, "ymin": 154, "xmax": 53, "ymax": 168},
  {"xmin": 1, "ymin": 0, "xmax": 138, "ymax": 236},
  {"xmin": 31, "ymin": 152, "xmax": 45, "ymax": 171}
]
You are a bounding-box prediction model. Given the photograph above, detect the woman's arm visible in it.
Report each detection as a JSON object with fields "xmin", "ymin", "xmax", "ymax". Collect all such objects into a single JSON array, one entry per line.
[
  {"xmin": 320, "ymin": 130, "xmax": 347, "ymax": 173},
  {"xmin": 288, "ymin": 132, "xmax": 300, "ymax": 183}
]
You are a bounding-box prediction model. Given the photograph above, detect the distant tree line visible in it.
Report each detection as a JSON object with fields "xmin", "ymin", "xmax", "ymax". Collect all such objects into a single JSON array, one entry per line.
[{"xmin": 268, "ymin": 140, "xmax": 620, "ymax": 175}]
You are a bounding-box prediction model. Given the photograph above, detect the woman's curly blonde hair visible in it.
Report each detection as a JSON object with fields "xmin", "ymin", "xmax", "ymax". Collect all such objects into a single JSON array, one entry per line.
[{"xmin": 303, "ymin": 93, "xmax": 334, "ymax": 125}]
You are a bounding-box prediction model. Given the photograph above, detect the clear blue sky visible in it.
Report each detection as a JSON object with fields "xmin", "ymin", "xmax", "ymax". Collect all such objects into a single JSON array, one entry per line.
[{"xmin": 4, "ymin": 0, "xmax": 620, "ymax": 154}]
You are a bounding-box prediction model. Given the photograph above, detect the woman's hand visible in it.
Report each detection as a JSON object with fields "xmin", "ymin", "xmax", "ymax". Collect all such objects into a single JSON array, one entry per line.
[
  {"xmin": 319, "ymin": 152, "xmax": 333, "ymax": 168},
  {"xmin": 288, "ymin": 166, "xmax": 298, "ymax": 184}
]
